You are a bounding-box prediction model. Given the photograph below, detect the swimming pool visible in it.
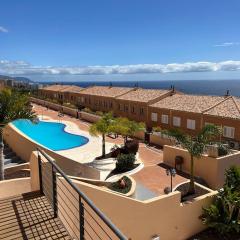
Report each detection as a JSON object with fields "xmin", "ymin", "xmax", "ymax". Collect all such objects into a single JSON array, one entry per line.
[{"xmin": 12, "ymin": 119, "xmax": 89, "ymax": 151}]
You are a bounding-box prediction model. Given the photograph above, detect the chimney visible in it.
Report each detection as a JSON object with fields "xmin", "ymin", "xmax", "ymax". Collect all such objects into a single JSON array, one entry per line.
[{"xmin": 225, "ymin": 89, "xmax": 230, "ymax": 97}]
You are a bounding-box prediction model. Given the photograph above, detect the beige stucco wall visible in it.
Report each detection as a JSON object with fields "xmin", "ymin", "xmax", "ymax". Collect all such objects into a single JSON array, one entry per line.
[
  {"xmin": 150, "ymin": 133, "xmax": 175, "ymax": 147},
  {"xmin": 25, "ymin": 150, "xmax": 216, "ymax": 240},
  {"xmin": 133, "ymin": 130, "xmax": 145, "ymax": 140},
  {"xmin": 69, "ymin": 179, "xmax": 215, "ymax": 240},
  {"xmin": 3, "ymin": 124, "xmax": 100, "ymax": 179},
  {"xmin": 0, "ymin": 177, "xmax": 31, "ymax": 199},
  {"xmin": 163, "ymin": 145, "xmax": 240, "ymax": 189},
  {"xmin": 80, "ymin": 111, "xmax": 101, "ymax": 123}
]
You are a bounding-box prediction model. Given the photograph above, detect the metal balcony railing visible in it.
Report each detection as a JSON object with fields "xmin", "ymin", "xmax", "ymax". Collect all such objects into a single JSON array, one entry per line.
[{"xmin": 37, "ymin": 148, "xmax": 128, "ymax": 240}]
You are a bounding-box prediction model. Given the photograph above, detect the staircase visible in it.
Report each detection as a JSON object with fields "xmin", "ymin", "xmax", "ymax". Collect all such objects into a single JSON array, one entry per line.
[
  {"xmin": 87, "ymin": 158, "xmax": 117, "ymax": 180},
  {"xmin": 90, "ymin": 158, "xmax": 117, "ymax": 171},
  {"xmin": 3, "ymin": 143, "xmax": 25, "ymax": 168}
]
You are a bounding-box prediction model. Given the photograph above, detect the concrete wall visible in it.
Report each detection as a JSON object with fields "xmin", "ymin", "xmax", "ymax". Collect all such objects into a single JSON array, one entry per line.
[
  {"xmin": 3, "ymin": 124, "xmax": 101, "ymax": 180},
  {"xmin": 133, "ymin": 130, "xmax": 145, "ymax": 140},
  {"xmin": 70, "ymin": 179, "xmax": 215, "ymax": 240},
  {"xmin": 0, "ymin": 177, "xmax": 31, "ymax": 199},
  {"xmin": 163, "ymin": 145, "xmax": 240, "ymax": 189},
  {"xmin": 28, "ymin": 152, "xmax": 216, "ymax": 240},
  {"xmin": 80, "ymin": 111, "xmax": 101, "ymax": 123},
  {"xmin": 150, "ymin": 132, "xmax": 176, "ymax": 147}
]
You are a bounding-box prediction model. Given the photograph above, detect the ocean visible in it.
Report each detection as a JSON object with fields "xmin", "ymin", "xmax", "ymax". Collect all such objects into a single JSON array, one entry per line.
[{"xmin": 44, "ymin": 80, "xmax": 240, "ymax": 97}]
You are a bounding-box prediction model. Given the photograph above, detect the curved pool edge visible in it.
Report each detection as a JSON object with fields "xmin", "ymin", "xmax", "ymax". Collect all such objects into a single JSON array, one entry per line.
[
  {"xmin": 3, "ymin": 123, "xmax": 102, "ymax": 179},
  {"xmin": 11, "ymin": 119, "xmax": 90, "ymax": 151}
]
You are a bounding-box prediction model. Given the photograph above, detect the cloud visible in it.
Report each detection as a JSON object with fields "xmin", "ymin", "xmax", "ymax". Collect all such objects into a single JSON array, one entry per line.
[
  {"xmin": 214, "ymin": 42, "xmax": 240, "ymax": 47},
  {"xmin": 0, "ymin": 60, "xmax": 240, "ymax": 76},
  {"xmin": 0, "ymin": 26, "xmax": 8, "ymax": 33}
]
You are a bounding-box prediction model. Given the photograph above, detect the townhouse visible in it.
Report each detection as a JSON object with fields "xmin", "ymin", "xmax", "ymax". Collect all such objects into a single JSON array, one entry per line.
[
  {"xmin": 115, "ymin": 88, "xmax": 174, "ymax": 123},
  {"xmin": 38, "ymin": 84, "xmax": 83, "ymax": 103},
  {"xmin": 148, "ymin": 94, "xmax": 240, "ymax": 145},
  {"xmin": 76, "ymin": 86, "xmax": 134, "ymax": 112},
  {"xmin": 38, "ymin": 84, "xmax": 70, "ymax": 100},
  {"xmin": 57, "ymin": 85, "xmax": 84, "ymax": 104}
]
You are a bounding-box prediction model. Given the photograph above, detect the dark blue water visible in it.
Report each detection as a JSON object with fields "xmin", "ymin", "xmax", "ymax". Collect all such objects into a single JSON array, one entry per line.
[{"xmin": 44, "ymin": 80, "xmax": 240, "ymax": 97}]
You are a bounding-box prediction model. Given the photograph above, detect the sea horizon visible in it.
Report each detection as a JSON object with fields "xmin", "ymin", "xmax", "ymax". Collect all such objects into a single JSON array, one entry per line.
[{"xmin": 42, "ymin": 79, "xmax": 240, "ymax": 97}]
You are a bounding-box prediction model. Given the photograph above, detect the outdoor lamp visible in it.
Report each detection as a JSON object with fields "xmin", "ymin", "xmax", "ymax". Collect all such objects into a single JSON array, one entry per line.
[{"xmin": 166, "ymin": 168, "xmax": 176, "ymax": 192}]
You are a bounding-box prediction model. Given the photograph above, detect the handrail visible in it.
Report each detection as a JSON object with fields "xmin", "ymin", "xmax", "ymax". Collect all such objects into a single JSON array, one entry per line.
[{"xmin": 37, "ymin": 147, "xmax": 128, "ymax": 240}]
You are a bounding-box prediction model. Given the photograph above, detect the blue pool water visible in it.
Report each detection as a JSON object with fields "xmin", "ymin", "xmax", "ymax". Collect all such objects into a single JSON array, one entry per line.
[{"xmin": 12, "ymin": 119, "xmax": 89, "ymax": 151}]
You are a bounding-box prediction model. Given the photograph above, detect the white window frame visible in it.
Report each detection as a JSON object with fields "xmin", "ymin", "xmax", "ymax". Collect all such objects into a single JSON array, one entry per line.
[
  {"xmin": 161, "ymin": 114, "xmax": 169, "ymax": 124},
  {"xmin": 223, "ymin": 126, "xmax": 235, "ymax": 138},
  {"xmin": 151, "ymin": 113, "xmax": 158, "ymax": 122},
  {"xmin": 187, "ymin": 119, "xmax": 196, "ymax": 130},
  {"xmin": 173, "ymin": 116, "xmax": 181, "ymax": 127}
]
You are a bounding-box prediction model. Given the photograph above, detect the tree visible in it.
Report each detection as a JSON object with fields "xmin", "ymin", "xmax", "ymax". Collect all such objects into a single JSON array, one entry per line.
[
  {"xmin": 202, "ymin": 166, "xmax": 240, "ymax": 235},
  {"xmin": 113, "ymin": 117, "xmax": 145, "ymax": 145},
  {"xmin": 89, "ymin": 112, "xmax": 115, "ymax": 157},
  {"xmin": 166, "ymin": 124, "xmax": 221, "ymax": 195},
  {"xmin": 0, "ymin": 88, "xmax": 36, "ymax": 180}
]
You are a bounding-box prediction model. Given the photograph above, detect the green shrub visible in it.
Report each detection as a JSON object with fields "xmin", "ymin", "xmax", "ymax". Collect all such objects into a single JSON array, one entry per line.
[
  {"xmin": 153, "ymin": 126, "xmax": 162, "ymax": 132},
  {"xmin": 108, "ymin": 176, "xmax": 132, "ymax": 194},
  {"xmin": 116, "ymin": 153, "xmax": 136, "ymax": 172},
  {"xmin": 95, "ymin": 111, "xmax": 103, "ymax": 116},
  {"xmin": 218, "ymin": 144, "xmax": 229, "ymax": 156},
  {"xmin": 82, "ymin": 107, "xmax": 92, "ymax": 114},
  {"xmin": 202, "ymin": 166, "xmax": 240, "ymax": 235},
  {"xmin": 225, "ymin": 166, "xmax": 240, "ymax": 191},
  {"xmin": 124, "ymin": 140, "xmax": 139, "ymax": 154}
]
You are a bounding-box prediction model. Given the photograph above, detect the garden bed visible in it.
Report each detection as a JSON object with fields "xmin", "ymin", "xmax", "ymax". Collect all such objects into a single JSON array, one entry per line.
[
  {"xmin": 106, "ymin": 163, "xmax": 140, "ymax": 179},
  {"xmin": 174, "ymin": 181, "xmax": 211, "ymax": 202},
  {"xmin": 188, "ymin": 229, "xmax": 240, "ymax": 240},
  {"xmin": 107, "ymin": 176, "xmax": 132, "ymax": 194}
]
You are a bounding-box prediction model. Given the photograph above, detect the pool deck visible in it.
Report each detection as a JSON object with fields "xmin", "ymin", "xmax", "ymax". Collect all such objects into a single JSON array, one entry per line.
[
  {"xmin": 40, "ymin": 116, "xmax": 114, "ymax": 164},
  {"xmin": 33, "ymin": 104, "xmax": 187, "ymax": 196}
]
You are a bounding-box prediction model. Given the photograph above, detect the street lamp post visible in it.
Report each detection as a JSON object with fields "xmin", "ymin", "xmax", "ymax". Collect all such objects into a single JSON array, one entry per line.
[{"xmin": 166, "ymin": 168, "xmax": 176, "ymax": 192}]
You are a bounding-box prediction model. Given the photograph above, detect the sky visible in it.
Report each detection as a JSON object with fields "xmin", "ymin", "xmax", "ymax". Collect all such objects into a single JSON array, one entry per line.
[{"xmin": 0, "ymin": 0, "xmax": 240, "ymax": 82}]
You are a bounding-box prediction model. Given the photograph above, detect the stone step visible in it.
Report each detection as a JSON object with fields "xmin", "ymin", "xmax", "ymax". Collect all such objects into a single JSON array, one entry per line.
[{"xmin": 92, "ymin": 159, "xmax": 117, "ymax": 165}]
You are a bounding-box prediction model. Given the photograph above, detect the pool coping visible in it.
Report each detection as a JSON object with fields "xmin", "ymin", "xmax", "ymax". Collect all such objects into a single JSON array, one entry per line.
[{"xmin": 12, "ymin": 119, "xmax": 90, "ymax": 151}]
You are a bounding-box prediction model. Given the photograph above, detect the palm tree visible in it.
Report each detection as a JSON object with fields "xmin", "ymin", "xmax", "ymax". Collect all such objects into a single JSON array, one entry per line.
[
  {"xmin": 89, "ymin": 112, "xmax": 115, "ymax": 157},
  {"xmin": 0, "ymin": 88, "xmax": 36, "ymax": 180},
  {"xmin": 113, "ymin": 117, "xmax": 145, "ymax": 145},
  {"xmin": 166, "ymin": 124, "xmax": 221, "ymax": 195}
]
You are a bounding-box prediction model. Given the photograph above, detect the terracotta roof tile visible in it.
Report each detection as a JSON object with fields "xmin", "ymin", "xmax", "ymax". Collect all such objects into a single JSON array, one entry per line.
[
  {"xmin": 58, "ymin": 85, "xmax": 84, "ymax": 93},
  {"xmin": 117, "ymin": 88, "xmax": 171, "ymax": 103},
  {"xmin": 150, "ymin": 94, "xmax": 225, "ymax": 113},
  {"xmin": 40, "ymin": 85, "xmax": 70, "ymax": 91},
  {"xmin": 80, "ymin": 86, "xmax": 133, "ymax": 97},
  {"xmin": 203, "ymin": 96, "xmax": 240, "ymax": 119}
]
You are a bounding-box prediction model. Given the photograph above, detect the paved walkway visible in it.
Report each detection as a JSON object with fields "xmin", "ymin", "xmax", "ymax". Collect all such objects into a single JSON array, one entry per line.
[
  {"xmin": 33, "ymin": 104, "xmax": 187, "ymax": 196},
  {"xmin": 0, "ymin": 191, "xmax": 71, "ymax": 240}
]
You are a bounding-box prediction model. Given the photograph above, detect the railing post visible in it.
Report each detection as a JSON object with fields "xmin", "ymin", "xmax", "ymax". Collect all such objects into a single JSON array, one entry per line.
[
  {"xmin": 52, "ymin": 165, "xmax": 58, "ymax": 218},
  {"xmin": 37, "ymin": 153, "xmax": 43, "ymax": 194},
  {"xmin": 79, "ymin": 196, "xmax": 84, "ymax": 240}
]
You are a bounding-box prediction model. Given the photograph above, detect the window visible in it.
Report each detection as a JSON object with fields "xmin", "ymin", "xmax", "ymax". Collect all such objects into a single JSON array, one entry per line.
[
  {"xmin": 173, "ymin": 116, "xmax": 181, "ymax": 127},
  {"xmin": 81, "ymin": 97, "xmax": 84, "ymax": 103},
  {"xmin": 140, "ymin": 108, "xmax": 144, "ymax": 115},
  {"xmin": 161, "ymin": 114, "xmax": 169, "ymax": 124},
  {"xmin": 223, "ymin": 126, "xmax": 235, "ymax": 138},
  {"xmin": 131, "ymin": 106, "xmax": 135, "ymax": 113},
  {"xmin": 151, "ymin": 113, "xmax": 158, "ymax": 122},
  {"xmin": 124, "ymin": 105, "xmax": 128, "ymax": 112},
  {"xmin": 187, "ymin": 119, "xmax": 196, "ymax": 130}
]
